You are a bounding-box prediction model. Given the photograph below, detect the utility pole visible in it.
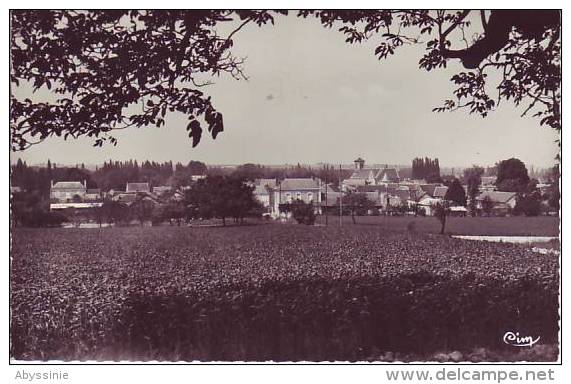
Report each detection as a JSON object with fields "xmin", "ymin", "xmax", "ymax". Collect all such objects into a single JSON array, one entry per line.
[
  {"xmin": 324, "ymin": 171, "xmax": 328, "ymax": 226},
  {"xmin": 339, "ymin": 164, "xmax": 342, "ymax": 227},
  {"xmin": 278, "ymin": 178, "xmax": 282, "ymax": 220}
]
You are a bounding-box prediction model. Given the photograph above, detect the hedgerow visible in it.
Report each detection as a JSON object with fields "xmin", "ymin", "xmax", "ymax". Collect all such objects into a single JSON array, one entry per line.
[{"xmin": 10, "ymin": 225, "xmax": 559, "ymax": 361}]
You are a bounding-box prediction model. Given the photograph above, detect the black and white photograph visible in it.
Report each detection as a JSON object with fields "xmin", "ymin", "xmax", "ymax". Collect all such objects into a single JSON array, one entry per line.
[{"xmin": 7, "ymin": 4, "xmax": 565, "ymax": 377}]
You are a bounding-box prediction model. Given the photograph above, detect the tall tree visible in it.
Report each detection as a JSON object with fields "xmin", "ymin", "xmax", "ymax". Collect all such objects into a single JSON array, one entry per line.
[
  {"xmin": 496, "ymin": 158, "xmax": 530, "ymax": 192},
  {"xmin": 463, "ymin": 165, "xmax": 484, "ymax": 216},
  {"xmin": 433, "ymin": 201, "xmax": 450, "ymax": 234},
  {"xmin": 547, "ymin": 164, "xmax": 560, "ymax": 212},
  {"xmin": 444, "ymin": 178, "xmax": 467, "ymax": 206},
  {"xmin": 184, "ymin": 176, "xmax": 258, "ymax": 226},
  {"xmin": 412, "ymin": 157, "xmax": 441, "ymax": 181},
  {"xmin": 342, "ymin": 192, "xmax": 376, "ymax": 224},
  {"xmin": 129, "ymin": 195, "xmax": 156, "ymax": 226}
]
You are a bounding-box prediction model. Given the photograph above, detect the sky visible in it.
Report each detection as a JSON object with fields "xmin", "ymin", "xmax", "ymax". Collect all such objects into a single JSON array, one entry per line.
[{"xmin": 11, "ymin": 13, "xmax": 560, "ymax": 169}]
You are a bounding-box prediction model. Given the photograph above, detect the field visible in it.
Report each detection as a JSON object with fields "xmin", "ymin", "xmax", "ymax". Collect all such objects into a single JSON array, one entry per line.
[
  {"xmin": 11, "ymin": 222, "xmax": 559, "ymax": 362},
  {"xmin": 315, "ymin": 215, "xmax": 560, "ymax": 236}
]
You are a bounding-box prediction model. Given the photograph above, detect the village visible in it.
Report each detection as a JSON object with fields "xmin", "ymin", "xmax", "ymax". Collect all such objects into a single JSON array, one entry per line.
[{"xmin": 10, "ymin": 155, "xmax": 559, "ymax": 228}]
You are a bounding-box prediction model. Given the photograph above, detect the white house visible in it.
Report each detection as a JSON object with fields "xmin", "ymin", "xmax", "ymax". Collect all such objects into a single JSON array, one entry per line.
[
  {"xmin": 268, "ymin": 178, "xmax": 322, "ymax": 217},
  {"xmin": 50, "ymin": 180, "xmax": 87, "ymax": 202},
  {"xmin": 417, "ymin": 196, "xmax": 444, "ymax": 216},
  {"xmin": 126, "ymin": 182, "xmax": 151, "ymax": 193},
  {"xmin": 252, "ymin": 179, "xmax": 278, "ymax": 210}
]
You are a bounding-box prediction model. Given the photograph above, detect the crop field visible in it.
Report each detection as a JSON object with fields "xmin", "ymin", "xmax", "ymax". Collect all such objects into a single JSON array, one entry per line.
[{"xmin": 11, "ymin": 225, "xmax": 559, "ymax": 361}]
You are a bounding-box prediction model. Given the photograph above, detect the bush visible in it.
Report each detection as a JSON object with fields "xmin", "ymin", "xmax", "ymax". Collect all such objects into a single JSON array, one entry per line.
[
  {"xmin": 514, "ymin": 194, "xmax": 542, "ymax": 216},
  {"xmin": 19, "ymin": 210, "xmax": 68, "ymax": 228},
  {"xmin": 290, "ymin": 200, "xmax": 316, "ymax": 225}
]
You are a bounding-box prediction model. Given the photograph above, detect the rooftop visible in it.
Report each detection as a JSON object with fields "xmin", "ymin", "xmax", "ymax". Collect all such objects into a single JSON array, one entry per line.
[
  {"xmin": 476, "ymin": 191, "xmax": 517, "ymax": 203},
  {"xmin": 126, "ymin": 182, "xmax": 150, "ymax": 193},
  {"xmin": 433, "ymin": 186, "xmax": 449, "ymax": 199},
  {"xmin": 52, "ymin": 181, "xmax": 86, "ymax": 190},
  {"xmin": 278, "ymin": 178, "xmax": 321, "ymax": 191}
]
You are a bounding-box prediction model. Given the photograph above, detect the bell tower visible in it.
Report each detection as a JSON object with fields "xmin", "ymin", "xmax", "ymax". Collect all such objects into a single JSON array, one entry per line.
[{"xmin": 354, "ymin": 157, "xmax": 365, "ymax": 170}]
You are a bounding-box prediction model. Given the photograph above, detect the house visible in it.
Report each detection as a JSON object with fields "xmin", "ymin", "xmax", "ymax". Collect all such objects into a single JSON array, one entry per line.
[
  {"xmin": 85, "ymin": 189, "xmax": 102, "ymax": 201},
  {"xmin": 153, "ymin": 185, "xmax": 173, "ymax": 196},
  {"xmin": 344, "ymin": 168, "xmax": 401, "ymax": 188},
  {"xmin": 344, "ymin": 169, "xmax": 378, "ymax": 188},
  {"xmin": 481, "ymin": 176, "xmax": 497, "ymax": 186},
  {"xmin": 252, "ymin": 179, "xmax": 278, "ymax": 210},
  {"xmin": 449, "ymin": 206, "xmax": 468, "ymax": 217},
  {"xmin": 126, "ymin": 182, "xmax": 150, "ymax": 193},
  {"xmin": 376, "ymin": 167, "xmax": 401, "ymax": 183},
  {"xmin": 475, "ymin": 191, "xmax": 517, "ymax": 216},
  {"xmin": 268, "ymin": 178, "xmax": 322, "ymax": 216},
  {"xmin": 113, "ymin": 192, "xmax": 159, "ymax": 206},
  {"xmin": 419, "ymin": 183, "xmax": 443, "ymax": 198},
  {"xmin": 50, "ymin": 180, "xmax": 87, "ymax": 202},
  {"xmin": 320, "ymin": 184, "xmax": 342, "ymax": 210},
  {"xmin": 433, "ymin": 186, "xmax": 449, "ymax": 199},
  {"xmin": 480, "ymin": 176, "xmax": 497, "ymax": 192},
  {"xmin": 536, "ymin": 182, "xmax": 552, "ymax": 196},
  {"xmin": 417, "ymin": 196, "xmax": 444, "ymax": 216},
  {"xmin": 191, "ymin": 175, "xmax": 207, "ymax": 182}
]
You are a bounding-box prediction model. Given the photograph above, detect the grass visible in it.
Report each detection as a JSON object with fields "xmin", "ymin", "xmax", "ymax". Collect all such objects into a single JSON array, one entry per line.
[
  {"xmin": 316, "ymin": 215, "xmax": 560, "ymax": 236},
  {"xmin": 10, "ymin": 224, "xmax": 559, "ymax": 361}
]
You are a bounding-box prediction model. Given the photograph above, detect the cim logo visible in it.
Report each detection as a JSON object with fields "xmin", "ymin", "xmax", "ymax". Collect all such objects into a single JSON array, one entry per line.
[{"xmin": 503, "ymin": 331, "xmax": 540, "ymax": 347}]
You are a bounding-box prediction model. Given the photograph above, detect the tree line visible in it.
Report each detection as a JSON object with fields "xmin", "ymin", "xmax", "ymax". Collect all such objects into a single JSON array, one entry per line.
[{"xmin": 411, "ymin": 157, "xmax": 441, "ymax": 182}]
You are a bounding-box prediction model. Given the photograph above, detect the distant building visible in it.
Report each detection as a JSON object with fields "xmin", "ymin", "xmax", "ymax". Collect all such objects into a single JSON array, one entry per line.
[
  {"xmin": 344, "ymin": 169, "xmax": 378, "ymax": 187},
  {"xmin": 433, "ymin": 186, "xmax": 449, "ymax": 199},
  {"xmin": 417, "ymin": 196, "xmax": 444, "ymax": 216},
  {"xmin": 50, "ymin": 180, "xmax": 87, "ymax": 202},
  {"xmin": 261, "ymin": 178, "xmax": 323, "ymax": 217},
  {"xmin": 476, "ymin": 191, "xmax": 517, "ymax": 216},
  {"xmin": 536, "ymin": 182, "xmax": 552, "ymax": 196},
  {"xmin": 253, "ymin": 179, "xmax": 278, "ymax": 209},
  {"xmin": 153, "ymin": 185, "xmax": 173, "ymax": 196},
  {"xmin": 191, "ymin": 175, "xmax": 207, "ymax": 182},
  {"xmin": 320, "ymin": 184, "xmax": 342, "ymax": 209},
  {"xmin": 354, "ymin": 157, "xmax": 365, "ymax": 170},
  {"xmin": 480, "ymin": 176, "xmax": 498, "ymax": 192},
  {"xmin": 113, "ymin": 192, "xmax": 158, "ymax": 206},
  {"xmin": 481, "ymin": 176, "xmax": 497, "ymax": 185},
  {"xmin": 449, "ymin": 206, "xmax": 468, "ymax": 217},
  {"xmin": 126, "ymin": 182, "xmax": 150, "ymax": 193},
  {"xmin": 419, "ymin": 183, "xmax": 444, "ymax": 198},
  {"xmin": 85, "ymin": 189, "xmax": 102, "ymax": 201},
  {"xmin": 376, "ymin": 167, "xmax": 401, "ymax": 184},
  {"xmin": 50, "ymin": 202, "xmax": 103, "ymax": 211},
  {"xmin": 343, "ymin": 158, "xmax": 401, "ymax": 189}
]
